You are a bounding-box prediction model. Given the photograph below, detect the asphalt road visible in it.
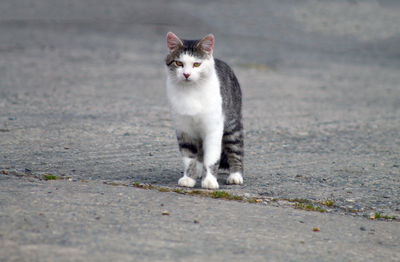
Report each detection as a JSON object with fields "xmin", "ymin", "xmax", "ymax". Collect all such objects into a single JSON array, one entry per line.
[
  {"xmin": 2, "ymin": 176, "xmax": 400, "ymax": 262},
  {"xmin": 1, "ymin": 0, "xmax": 400, "ymax": 261}
]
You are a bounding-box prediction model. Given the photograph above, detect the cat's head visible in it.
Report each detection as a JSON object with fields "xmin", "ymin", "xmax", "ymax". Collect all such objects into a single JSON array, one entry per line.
[{"xmin": 165, "ymin": 32, "xmax": 215, "ymax": 84}]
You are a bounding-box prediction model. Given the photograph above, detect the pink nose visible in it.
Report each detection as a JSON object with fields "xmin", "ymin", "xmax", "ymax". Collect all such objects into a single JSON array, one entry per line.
[{"xmin": 183, "ymin": 73, "xmax": 190, "ymax": 79}]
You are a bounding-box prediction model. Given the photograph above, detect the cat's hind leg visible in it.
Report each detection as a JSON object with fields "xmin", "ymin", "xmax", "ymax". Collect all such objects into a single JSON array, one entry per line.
[
  {"xmin": 226, "ymin": 172, "xmax": 243, "ymax": 185},
  {"xmin": 177, "ymin": 132, "xmax": 200, "ymax": 188},
  {"xmin": 223, "ymin": 126, "xmax": 244, "ymax": 185}
]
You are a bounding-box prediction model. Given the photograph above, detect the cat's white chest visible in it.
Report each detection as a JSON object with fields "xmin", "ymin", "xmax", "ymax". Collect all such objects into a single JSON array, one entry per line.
[
  {"xmin": 167, "ymin": 80, "xmax": 219, "ymax": 114},
  {"xmin": 166, "ymin": 76, "xmax": 223, "ymax": 137},
  {"xmin": 168, "ymin": 86, "xmax": 204, "ymax": 116}
]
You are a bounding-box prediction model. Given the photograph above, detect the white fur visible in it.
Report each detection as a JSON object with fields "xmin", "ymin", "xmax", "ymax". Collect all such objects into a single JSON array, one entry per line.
[
  {"xmin": 174, "ymin": 54, "xmax": 201, "ymax": 82},
  {"xmin": 166, "ymin": 53, "xmax": 223, "ymax": 189},
  {"xmin": 202, "ymin": 174, "xmax": 219, "ymax": 189},
  {"xmin": 226, "ymin": 172, "xmax": 243, "ymax": 185},
  {"xmin": 178, "ymin": 175, "xmax": 196, "ymax": 188}
]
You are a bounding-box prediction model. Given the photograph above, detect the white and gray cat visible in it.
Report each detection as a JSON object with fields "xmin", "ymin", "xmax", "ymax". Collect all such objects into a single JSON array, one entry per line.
[{"xmin": 165, "ymin": 32, "xmax": 244, "ymax": 189}]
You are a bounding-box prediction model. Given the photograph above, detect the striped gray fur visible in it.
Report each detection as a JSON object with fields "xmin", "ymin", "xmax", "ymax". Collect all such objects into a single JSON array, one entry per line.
[
  {"xmin": 177, "ymin": 132, "xmax": 203, "ymax": 161},
  {"xmin": 216, "ymin": 58, "xmax": 244, "ymax": 175}
]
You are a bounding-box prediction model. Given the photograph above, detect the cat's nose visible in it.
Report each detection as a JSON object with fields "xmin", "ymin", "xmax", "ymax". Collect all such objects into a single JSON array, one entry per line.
[{"xmin": 183, "ymin": 73, "xmax": 191, "ymax": 79}]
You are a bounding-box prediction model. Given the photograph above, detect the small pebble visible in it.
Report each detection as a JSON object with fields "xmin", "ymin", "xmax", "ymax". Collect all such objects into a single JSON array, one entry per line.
[
  {"xmin": 193, "ymin": 219, "xmax": 199, "ymax": 224},
  {"xmin": 162, "ymin": 211, "xmax": 169, "ymax": 216},
  {"xmin": 360, "ymin": 226, "xmax": 366, "ymax": 231},
  {"xmin": 312, "ymin": 227, "xmax": 320, "ymax": 232}
]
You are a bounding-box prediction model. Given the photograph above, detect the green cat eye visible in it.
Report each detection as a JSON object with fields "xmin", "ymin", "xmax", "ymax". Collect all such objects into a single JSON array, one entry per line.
[
  {"xmin": 193, "ymin": 62, "xmax": 201, "ymax": 67},
  {"xmin": 175, "ymin": 61, "xmax": 183, "ymax": 67}
]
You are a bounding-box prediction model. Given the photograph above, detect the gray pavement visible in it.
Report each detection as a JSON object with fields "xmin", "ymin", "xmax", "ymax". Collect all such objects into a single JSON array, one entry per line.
[
  {"xmin": 1, "ymin": 0, "xmax": 400, "ymax": 261},
  {"xmin": 2, "ymin": 176, "xmax": 400, "ymax": 262}
]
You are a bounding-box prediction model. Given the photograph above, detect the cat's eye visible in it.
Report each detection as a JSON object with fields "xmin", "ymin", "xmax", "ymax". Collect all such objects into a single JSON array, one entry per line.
[
  {"xmin": 175, "ymin": 61, "xmax": 183, "ymax": 67},
  {"xmin": 193, "ymin": 62, "xmax": 201, "ymax": 68}
]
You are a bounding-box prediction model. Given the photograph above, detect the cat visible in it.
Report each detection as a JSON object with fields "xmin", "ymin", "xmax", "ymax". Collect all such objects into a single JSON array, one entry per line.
[{"xmin": 165, "ymin": 32, "xmax": 244, "ymax": 189}]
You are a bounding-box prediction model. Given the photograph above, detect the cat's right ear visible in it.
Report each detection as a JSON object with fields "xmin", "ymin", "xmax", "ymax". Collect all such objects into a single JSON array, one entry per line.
[{"xmin": 166, "ymin": 32, "xmax": 183, "ymax": 53}]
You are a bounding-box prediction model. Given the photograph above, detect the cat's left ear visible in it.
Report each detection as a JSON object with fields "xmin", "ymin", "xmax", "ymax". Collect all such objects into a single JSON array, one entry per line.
[{"xmin": 198, "ymin": 34, "xmax": 214, "ymax": 55}]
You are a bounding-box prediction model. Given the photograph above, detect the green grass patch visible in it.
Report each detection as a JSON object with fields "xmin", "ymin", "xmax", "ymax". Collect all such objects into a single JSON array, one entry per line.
[
  {"xmin": 124, "ymin": 183, "xmax": 261, "ymax": 205},
  {"xmin": 173, "ymin": 188, "xmax": 184, "ymax": 194},
  {"xmin": 43, "ymin": 174, "xmax": 58, "ymax": 180},
  {"xmin": 212, "ymin": 190, "xmax": 231, "ymax": 198},
  {"xmin": 182, "ymin": 190, "xmax": 244, "ymax": 201},
  {"xmin": 186, "ymin": 190, "xmax": 208, "ymax": 196},
  {"xmin": 211, "ymin": 190, "xmax": 243, "ymax": 200},
  {"xmin": 321, "ymin": 199, "xmax": 335, "ymax": 207},
  {"xmin": 375, "ymin": 213, "xmax": 397, "ymax": 220}
]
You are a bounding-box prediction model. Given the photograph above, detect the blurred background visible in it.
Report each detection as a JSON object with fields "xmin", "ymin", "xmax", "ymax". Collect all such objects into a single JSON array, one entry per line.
[
  {"xmin": 2, "ymin": 0, "xmax": 400, "ymax": 66},
  {"xmin": 1, "ymin": 0, "xmax": 399, "ymax": 217}
]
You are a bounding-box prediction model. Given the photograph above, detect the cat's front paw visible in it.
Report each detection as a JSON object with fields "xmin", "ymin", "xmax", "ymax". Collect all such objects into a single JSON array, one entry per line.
[
  {"xmin": 226, "ymin": 172, "xmax": 243, "ymax": 185},
  {"xmin": 201, "ymin": 175, "xmax": 219, "ymax": 189},
  {"xmin": 178, "ymin": 176, "xmax": 196, "ymax": 188}
]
